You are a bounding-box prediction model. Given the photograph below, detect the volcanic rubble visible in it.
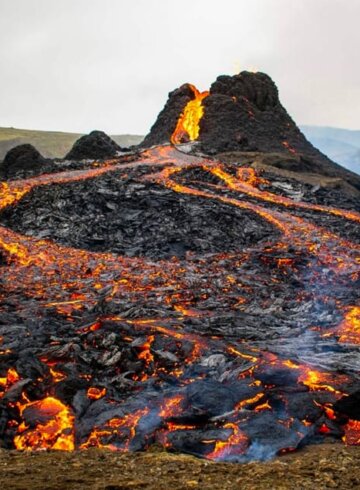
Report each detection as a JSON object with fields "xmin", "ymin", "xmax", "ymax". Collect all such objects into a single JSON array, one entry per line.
[{"xmin": 0, "ymin": 72, "xmax": 359, "ymax": 463}]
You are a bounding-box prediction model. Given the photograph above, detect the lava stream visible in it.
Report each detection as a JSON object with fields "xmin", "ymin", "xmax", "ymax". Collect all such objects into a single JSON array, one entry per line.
[{"xmin": 0, "ymin": 144, "xmax": 359, "ymax": 458}]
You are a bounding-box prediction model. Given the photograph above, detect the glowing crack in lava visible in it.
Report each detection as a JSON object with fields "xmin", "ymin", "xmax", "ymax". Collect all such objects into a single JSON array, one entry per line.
[
  {"xmin": 0, "ymin": 143, "xmax": 359, "ymax": 460},
  {"xmin": 171, "ymin": 84, "xmax": 209, "ymax": 144}
]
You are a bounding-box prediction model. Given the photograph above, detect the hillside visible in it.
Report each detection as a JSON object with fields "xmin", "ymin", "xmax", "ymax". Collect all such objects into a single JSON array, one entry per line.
[
  {"xmin": 0, "ymin": 127, "xmax": 143, "ymax": 160},
  {"xmin": 301, "ymin": 125, "xmax": 360, "ymax": 174}
]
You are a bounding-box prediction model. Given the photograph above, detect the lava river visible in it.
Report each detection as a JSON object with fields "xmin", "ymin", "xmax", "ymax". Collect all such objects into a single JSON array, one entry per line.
[{"xmin": 0, "ymin": 143, "xmax": 359, "ymax": 461}]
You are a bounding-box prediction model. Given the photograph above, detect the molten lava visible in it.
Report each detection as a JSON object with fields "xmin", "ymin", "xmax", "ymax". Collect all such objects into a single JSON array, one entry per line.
[
  {"xmin": 0, "ymin": 368, "xmax": 20, "ymax": 398},
  {"xmin": 343, "ymin": 419, "xmax": 360, "ymax": 445},
  {"xmin": 206, "ymin": 423, "xmax": 248, "ymax": 460},
  {"xmin": 171, "ymin": 84, "xmax": 209, "ymax": 144},
  {"xmin": 0, "ymin": 143, "xmax": 359, "ymax": 459},
  {"xmin": 80, "ymin": 408, "xmax": 150, "ymax": 451},
  {"xmin": 87, "ymin": 387, "xmax": 107, "ymax": 400},
  {"xmin": 336, "ymin": 306, "xmax": 360, "ymax": 344},
  {"xmin": 14, "ymin": 397, "xmax": 75, "ymax": 451}
]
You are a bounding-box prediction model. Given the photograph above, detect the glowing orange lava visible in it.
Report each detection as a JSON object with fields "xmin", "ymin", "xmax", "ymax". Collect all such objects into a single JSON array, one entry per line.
[
  {"xmin": 0, "ymin": 368, "xmax": 20, "ymax": 398},
  {"xmin": 206, "ymin": 423, "xmax": 248, "ymax": 460},
  {"xmin": 87, "ymin": 387, "xmax": 107, "ymax": 400},
  {"xmin": 14, "ymin": 396, "xmax": 75, "ymax": 451},
  {"xmin": 298, "ymin": 368, "xmax": 347, "ymax": 395},
  {"xmin": 80, "ymin": 408, "xmax": 149, "ymax": 450},
  {"xmin": 337, "ymin": 306, "xmax": 360, "ymax": 344},
  {"xmin": 171, "ymin": 85, "xmax": 209, "ymax": 144},
  {"xmin": 0, "ymin": 144, "xmax": 359, "ymax": 455},
  {"xmin": 343, "ymin": 419, "xmax": 360, "ymax": 445}
]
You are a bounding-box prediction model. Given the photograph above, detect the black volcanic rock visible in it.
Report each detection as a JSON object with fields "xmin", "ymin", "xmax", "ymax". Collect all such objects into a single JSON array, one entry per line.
[
  {"xmin": 200, "ymin": 72, "xmax": 288, "ymax": 153},
  {"xmin": 200, "ymin": 72, "xmax": 325, "ymax": 160},
  {"xmin": 210, "ymin": 71, "xmax": 279, "ymax": 110},
  {"xmin": 142, "ymin": 72, "xmax": 360, "ymax": 192},
  {"xmin": 141, "ymin": 72, "xmax": 308, "ymax": 154},
  {"xmin": 140, "ymin": 84, "xmax": 196, "ymax": 148},
  {"xmin": 0, "ymin": 144, "xmax": 48, "ymax": 179},
  {"xmin": 0, "ymin": 141, "xmax": 359, "ymax": 456},
  {"xmin": 0, "ymin": 169, "xmax": 276, "ymax": 259},
  {"xmin": 334, "ymin": 390, "xmax": 360, "ymax": 420},
  {"xmin": 66, "ymin": 130, "xmax": 121, "ymax": 160}
]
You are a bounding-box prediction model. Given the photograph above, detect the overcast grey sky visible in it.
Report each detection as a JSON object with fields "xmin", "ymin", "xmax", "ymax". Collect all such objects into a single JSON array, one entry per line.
[{"xmin": 0, "ymin": 0, "xmax": 359, "ymax": 134}]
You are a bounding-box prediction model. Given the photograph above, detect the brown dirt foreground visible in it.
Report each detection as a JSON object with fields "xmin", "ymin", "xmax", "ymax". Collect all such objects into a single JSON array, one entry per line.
[{"xmin": 1, "ymin": 444, "xmax": 360, "ymax": 490}]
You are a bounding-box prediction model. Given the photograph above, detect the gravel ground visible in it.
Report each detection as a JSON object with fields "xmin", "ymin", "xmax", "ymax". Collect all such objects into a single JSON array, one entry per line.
[{"xmin": 1, "ymin": 444, "xmax": 360, "ymax": 490}]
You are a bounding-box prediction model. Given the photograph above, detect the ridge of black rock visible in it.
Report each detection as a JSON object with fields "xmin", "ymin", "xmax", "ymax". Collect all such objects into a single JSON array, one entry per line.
[
  {"xmin": 0, "ymin": 143, "xmax": 49, "ymax": 179},
  {"xmin": 141, "ymin": 71, "xmax": 360, "ymax": 192},
  {"xmin": 65, "ymin": 130, "xmax": 121, "ymax": 160},
  {"xmin": 0, "ymin": 169, "xmax": 277, "ymax": 259}
]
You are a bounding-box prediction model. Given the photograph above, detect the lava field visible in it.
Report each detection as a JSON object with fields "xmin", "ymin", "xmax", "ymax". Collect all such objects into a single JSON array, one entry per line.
[{"xmin": 0, "ymin": 72, "xmax": 359, "ymax": 462}]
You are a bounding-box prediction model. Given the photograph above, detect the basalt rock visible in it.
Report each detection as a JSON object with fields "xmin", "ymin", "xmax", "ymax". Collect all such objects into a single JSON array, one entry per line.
[
  {"xmin": 0, "ymin": 170, "xmax": 276, "ymax": 259},
  {"xmin": 334, "ymin": 390, "xmax": 360, "ymax": 420},
  {"xmin": 65, "ymin": 130, "xmax": 121, "ymax": 160},
  {"xmin": 0, "ymin": 144, "xmax": 49, "ymax": 179}
]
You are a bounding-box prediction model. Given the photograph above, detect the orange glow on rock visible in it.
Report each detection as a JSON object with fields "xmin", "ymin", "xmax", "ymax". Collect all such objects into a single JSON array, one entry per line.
[
  {"xmin": 0, "ymin": 368, "xmax": 21, "ymax": 399},
  {"xmin": 80, "ymin": 407, "xmax": 149, "ymax": 450},
  {"xmin": 159, "ymin": 394, "xmax": 185, "ymax": 419},
  {"xmin": 337, "ymin": 306, "xmax": 360, "ymax": 344},
  {"xmin": 6, "ymin": 367, "xmax": 20, "ymax": 385},
  {"xmin": 49, "ymin": 367, "xmax": 66, "ymax": 383},
  {"xmin": 236, "ymin": 392, "xmax": 265, "ymax": 410},
  {"xmin": 343, "ymin": 419, "xmax": 360, "ymax": 445},
  {"xmin": 171, "ymin": 85, "xmax": 209, "ymax": 144},
  {"xmin": 206, "ymin": 423, "xmax": 248, "ymax": 460},
  {"xmin": 137, "ymin": 335, "xmax": 155, "ymax": 366},
  {"xmin": 87, "ymin": 387, "xmax": 107, "ymax": 400},
  {"xmin": 298, "ymin": 368, "xmax": 347, "ymax": 395},
  {"xmin": 0, "ymin": 144, "xmax": 359, "ymax": 456},
  {"xmin": 14, "ymin": 396, "xmax": 75, "ymax": 451}
]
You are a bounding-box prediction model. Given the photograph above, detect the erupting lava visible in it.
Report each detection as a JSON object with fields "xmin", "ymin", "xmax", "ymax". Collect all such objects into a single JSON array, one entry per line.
[
  {"xmin": 0, "ymin": 140, "xmax": 359, "ymax": 461},
  {"xmin": 171, "ymin": 84, "xmax": 209, "ymax": 144}
]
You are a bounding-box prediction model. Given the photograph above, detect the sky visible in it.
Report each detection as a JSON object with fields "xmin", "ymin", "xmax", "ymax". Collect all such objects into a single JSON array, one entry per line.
[{"xmin": 0, "ymin": 0, "xmax": 359, "ymax": 135}]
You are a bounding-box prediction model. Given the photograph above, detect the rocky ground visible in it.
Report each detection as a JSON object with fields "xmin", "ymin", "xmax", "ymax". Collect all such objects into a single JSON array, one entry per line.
[{"xmin": 1, "ymin": 444, "xmax": 360, "ymax": 489}]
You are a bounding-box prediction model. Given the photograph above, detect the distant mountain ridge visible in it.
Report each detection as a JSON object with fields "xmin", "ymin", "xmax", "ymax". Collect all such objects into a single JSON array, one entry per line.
[
  {"xmin": 301, "ymin": 125, "xmax": 360, "ymax": 175},
  {"xmin": 0, "ymin": 127, "xmax": 144, "ymax": 160}
]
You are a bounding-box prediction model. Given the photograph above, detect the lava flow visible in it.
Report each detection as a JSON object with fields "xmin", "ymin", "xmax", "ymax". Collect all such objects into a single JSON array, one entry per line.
[
  {"xmin": 0, "ymin": 112, "xmax": 359, "ymax": 461},
  {"xmin": 171, "ymin": 84, "xmax": 209, "ymax": 144}
]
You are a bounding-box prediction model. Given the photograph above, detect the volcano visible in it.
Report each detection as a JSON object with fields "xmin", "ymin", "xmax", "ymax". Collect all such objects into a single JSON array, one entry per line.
[
  {"xmin": 0, "ymin": 72, "xmax": 359, "ymax": 462},
  {"xmin": 142, "ymin": 71, "xmax": 360, "ymax": 194}
]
